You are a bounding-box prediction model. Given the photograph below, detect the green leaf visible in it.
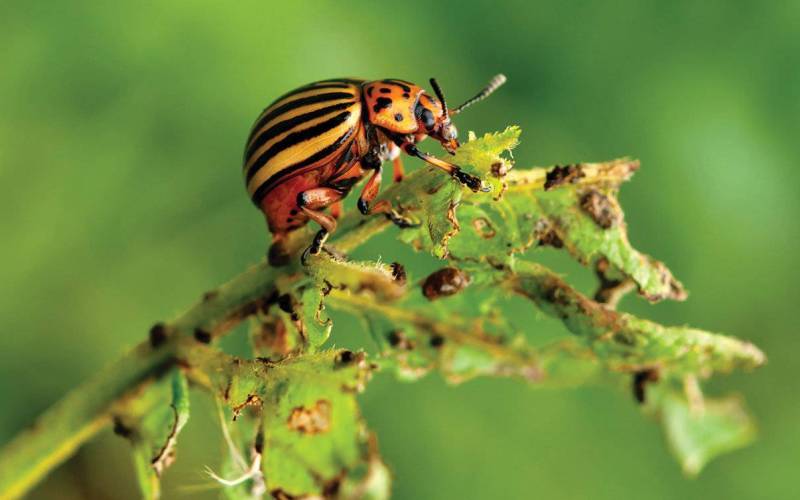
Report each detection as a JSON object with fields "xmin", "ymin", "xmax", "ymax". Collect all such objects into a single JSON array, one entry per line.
[
  {"xmin": 260, "ymin": 349, "xmax": 384, "ymax": 497},
  {"xmin": 116, "ymin": 369, "xmax": 190, "ymax": 500},
  {"xmin": 329, "ymin": 287, "xmax": 541, "ymax": 384},
  {"xmin": 396, "ymin": 127, "xmax": 521, "ymax": 259},
  {"xmin": 657, "ymin": 388, "xmax": 757, "ymax": 476},
  {"xmin": 214, "ymin": 407, "xmax": 265, "ymax": 500},
  {"xmin": 299, "ymin": 286, "xmax": 332, "ymax": 350},
  {"xmin": 396, "ymin": 180, "xmax": 462, "ymax": 258},
  {"xmin": 448, "ymin": 158, "xmax": 685, "ymax": 302},
  {"xmin": 338, "ymin": 449, "xmax": 392, "ymax": 500}
]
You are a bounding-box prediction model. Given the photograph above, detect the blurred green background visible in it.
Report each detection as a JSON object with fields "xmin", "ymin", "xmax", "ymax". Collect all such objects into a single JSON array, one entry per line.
[{"xmin": 1, "ymin": 1, "xmax": 798, "ymax": 498}]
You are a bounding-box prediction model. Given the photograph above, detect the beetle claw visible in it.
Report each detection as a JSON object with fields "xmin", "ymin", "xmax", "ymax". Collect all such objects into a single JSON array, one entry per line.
[
  {"xmin": 302, "ymin": 229, "xmax": 329, "ymax": 265},
  {"xmin": 452, "ymin": 168, "xmax": 487, "ymax": 193}
]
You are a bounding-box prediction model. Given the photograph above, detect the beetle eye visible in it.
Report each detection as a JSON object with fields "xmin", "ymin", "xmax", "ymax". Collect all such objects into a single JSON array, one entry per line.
[{"xmin": 416, "ymin": 104, "xmax": 436, "ymax": 130}]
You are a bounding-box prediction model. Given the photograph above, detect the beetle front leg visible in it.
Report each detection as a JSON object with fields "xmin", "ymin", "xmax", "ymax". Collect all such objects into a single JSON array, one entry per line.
[
  {"xmin": 400, "ymin": 142, "xmax": 489, "ymax": 193},
  {"xmin": 297, "ymin": 187, "xmax": 344, "ymax": 264},
  {"xmin": 388, "ymin": 143, "xmax": 404, "ymax": 182}
]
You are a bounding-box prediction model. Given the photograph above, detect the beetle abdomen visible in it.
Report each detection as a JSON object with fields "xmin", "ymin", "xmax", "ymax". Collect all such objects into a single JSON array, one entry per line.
[{"xmin": 244, "ymin": 79, "xmax": 364, "ymax": 206}]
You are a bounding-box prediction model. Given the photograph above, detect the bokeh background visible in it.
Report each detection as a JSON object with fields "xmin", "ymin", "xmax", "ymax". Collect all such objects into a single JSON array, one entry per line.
[{"xmin": 1, "ymin": 1, "xmax": 798, "ymax": 498}]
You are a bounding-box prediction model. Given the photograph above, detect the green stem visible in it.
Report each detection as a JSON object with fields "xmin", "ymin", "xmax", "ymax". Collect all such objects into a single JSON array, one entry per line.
[
  {"xmin": 0, "ymin": 343, "xmax": 171, "ymax": 499},
  {"xmin": 0, "ymin": 264, "xmax": 280, "ymax": 498}
]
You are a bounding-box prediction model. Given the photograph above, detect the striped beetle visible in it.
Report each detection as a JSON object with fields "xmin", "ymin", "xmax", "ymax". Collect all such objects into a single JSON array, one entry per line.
[{"xmin": 243, "ymin": 75, "xmax": 506, "ymax": 264}]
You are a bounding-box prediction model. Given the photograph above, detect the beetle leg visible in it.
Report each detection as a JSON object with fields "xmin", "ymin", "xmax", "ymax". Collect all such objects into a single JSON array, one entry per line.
[
  {"xmin": 400, "ymin": 142, "xmax": 489, "ymax": 193},
  {"xmin": 388, "ymin": 143, "xmax": 404, "ymax": 182},
  {"xmin": 357, "ymin": 165, "xmax": 418, "ymax": 229},
  {"xmin": 356, "ymin": 165, "xmax": 383, "ymax": 215},
  {"xmin": 330, "ymin": 200, "xmax": 342, "ymax": 220},
  {"xmin": 297, "ymin": 187, "xmax": 344, "ymax": 264}
]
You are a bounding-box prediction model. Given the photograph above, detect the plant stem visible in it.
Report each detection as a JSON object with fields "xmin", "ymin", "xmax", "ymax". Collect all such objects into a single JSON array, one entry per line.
[{"xmin": 0, "ymin": 264, "xmax": 280, "ymax": 498}]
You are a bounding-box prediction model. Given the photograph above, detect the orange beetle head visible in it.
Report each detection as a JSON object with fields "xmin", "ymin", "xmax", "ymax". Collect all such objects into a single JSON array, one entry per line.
[
  {"xmin": 414, "ymin": 89, "xmax": 458, "ymax": 154},
  {"xmin": 419, "ymin": 74, "xmax": 508, "ymax": 155}
]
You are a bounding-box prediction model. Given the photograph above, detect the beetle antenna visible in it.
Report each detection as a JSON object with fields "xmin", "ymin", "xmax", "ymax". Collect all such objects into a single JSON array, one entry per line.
[
  {"xmin": 429, "ymin": 78, "xmax": 449, "ymax": 121},
  {"xmin": 450, "ymin": 74, "xmax": 507, "ymax": 115}
]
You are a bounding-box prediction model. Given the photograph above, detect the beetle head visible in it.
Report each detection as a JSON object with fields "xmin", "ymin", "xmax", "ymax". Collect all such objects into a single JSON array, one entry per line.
[{"xmin": 415, "ymin": 75, "xmax": 507, "ymax": 155}]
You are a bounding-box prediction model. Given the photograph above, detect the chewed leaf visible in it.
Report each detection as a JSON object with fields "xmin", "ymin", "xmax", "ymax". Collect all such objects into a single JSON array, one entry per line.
[
  {"xmin": 306, "ymin": 253, "xmax": 407, "ymax": 301},
  {"xmin": 328, "ymin": 287, "xmax": 541, "ymax": 384},
  {"xmin": 214, "ymin": 406, "xmax": 265, "ymax": 500},
  {"xmin": 338, "ymin": 448, "xmax": 392, "ymax": 500},
  {"xmin": 454, "ymin": 127, "xmax": 521, "ymax": 197},
  {"xmin": 260, "ymin": 350, "xmax": 383, "ymax": 497},
  {"xmin": 656, "ymin": 388, "xmax": 757, "ymax": 476},
  {"xmin": 532, "ymin": 172, "xmax": 686, "ymax": 302},
  {"xmin": 396, "ymin": 127, "xmax": 521, "ymax": 259},
  {"xmin": 396, "ymin": 180, "xmax": 462, "ymax": 258},
  {"xmin": 114, "ymin": 369, "xmax": 190, "ymax": 500},
  {"xmin": 299, "ymin": 286, "xmax": 331, "ymax": 350},
  {"xmin": 446, "ymin": 157, "xmax": 685, "ymax": 302}
]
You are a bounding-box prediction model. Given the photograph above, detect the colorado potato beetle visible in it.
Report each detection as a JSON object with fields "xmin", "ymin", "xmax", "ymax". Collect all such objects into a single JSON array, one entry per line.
[{"xmin": 243, "ymin": 74, "xmax": 507, "ymax": 264}]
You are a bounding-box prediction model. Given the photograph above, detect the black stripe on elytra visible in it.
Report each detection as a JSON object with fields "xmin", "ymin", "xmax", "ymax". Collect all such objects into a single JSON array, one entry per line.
[
  {"xmin": 313, "ymin": 78, "xmax": 365, "ymax": 85},
  {"xmin": 245, "ymin": 101, "xmax": 353, "ymax": 162},
  {"xmin": 250, "ymin": 126, "xmax": 356, "ymax": 204},
  {"xmin": 271, "ymin": 83, "xmax": 353, "ymax": 103},
  {"xmin": 247, "ymin": 92, "xmax": 355, "ymax": 145},
  {"xmin": 246, "ymin": 110, "xmax": 352, "ymax": 184}
]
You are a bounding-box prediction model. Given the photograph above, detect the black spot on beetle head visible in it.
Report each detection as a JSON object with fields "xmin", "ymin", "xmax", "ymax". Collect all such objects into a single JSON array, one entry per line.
[
  {"xmin": 394, "ymin": 113, "xmax": 404, "ymax": 122},
  {"xmin": 373, "ymin": 97, "xmax": 392, "ymax": 113}
]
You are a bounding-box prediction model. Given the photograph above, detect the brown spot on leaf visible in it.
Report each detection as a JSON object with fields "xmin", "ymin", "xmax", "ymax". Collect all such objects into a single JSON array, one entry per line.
[
  {"xmin": 149, "ymin": 322, "xmax": 168, "ymax": 348},
  {"xmin": 580, "ymin": 190, "xmax": 618, "ymax": 229},
  {"xmin": 490, "ymin": 160, "xmax": 510, "ymax": 177},
  {"xmin": 388, "ymin": 330, "xmax": 415, "ymax": 350},
  {"xmin": 271, "ymin": 489, "xmax": 298, "ymax": 500},
  {"xmin": 544, "ymin": 164, "xmax": 585, "ymax": 190},
  {"xmin": 194, "ymin": 328, "xmax": 212, "ymax": 344},
  {"xmin": 613, "ymin": 331, "xmax": 636, "ymax": 346},
  {"xmin": 593, "ymin": 257, "xmax": 635, "ymax": 308},
  {"xmin": 112, "ymin": 417, "xmax": 133, "ymax": 439},
  {"xmin": 336, "ymin": 350, "xmax": 355, "ymax": 365},
  {"xmin": 534, "ymin": 219, "xmax": 563, "ymax": 248},
  {"xmin": 233, "ymin": 394, "xmax": 263, "ymax": 421},
  {"xmin": 202, "ymin": 290, "xmax": 219, "ymax": 302},
  {"xmin": 252, "ymin": 315, "xmax": 291, "ymax": 358},
  {"xmin": 422, "ymin": 267, "xmax": 470, "ymax": 300},
  {"xmin": 471, "ymin": 217, "xmax": 496, "ymax": 239},
  {"xmin": 390, "ymin": 262, "xmax": 407, "ymax": 285},
  {"xmin": 632, "ymin": 368, "xmax": 660, "ymax": 404},
  {"xmin": 287, "ymin": 400, "xmax": 332, "ymax": 435}
]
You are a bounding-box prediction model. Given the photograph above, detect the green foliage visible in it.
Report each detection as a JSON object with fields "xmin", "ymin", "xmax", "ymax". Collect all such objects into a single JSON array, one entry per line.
[
  {"xmin": 114, "ymin": 370, "xmax": 190, "ymax": 500},
  {"xmin": 0, "ymin": 128, "xmax": 764, "ymax": 499},
  {"xmin": 259, "ymin": 350, "xmax": 379, "ymax": 497},
  {"xmin": 651, "ymin": 383, "xmax": 757, "ymax": 476}
]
